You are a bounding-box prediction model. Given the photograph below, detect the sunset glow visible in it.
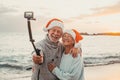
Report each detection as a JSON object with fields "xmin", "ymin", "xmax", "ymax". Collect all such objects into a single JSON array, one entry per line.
[{"xmin": 0, "ymin": 0, "xmax": 120, "ymax": 33}]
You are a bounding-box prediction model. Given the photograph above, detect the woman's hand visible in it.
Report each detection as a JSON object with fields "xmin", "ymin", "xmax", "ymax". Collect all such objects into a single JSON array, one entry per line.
[
  {"xmin": 70, "ymin": 48, "xmax": 82, "ymax": 58},
  {"xmin": 47, "ymin": 63, "xmax": 56, "ymax": 72}
]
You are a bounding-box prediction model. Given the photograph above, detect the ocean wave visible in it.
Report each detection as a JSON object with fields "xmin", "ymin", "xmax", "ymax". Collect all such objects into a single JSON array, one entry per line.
[
  {"xmin": 84, "ymin": 53, "xmax": 120, "ymax": 67},
  {"xmin": 0, "ymin": 52, "xmax": 120, "ymax": 70},
  {"xmin": 0, "ymin": 55, "xmax": 32, "ymax": 71},
  {"xmin": 0, "ymin": 63, "xmax": 24, "ymax": 70}
]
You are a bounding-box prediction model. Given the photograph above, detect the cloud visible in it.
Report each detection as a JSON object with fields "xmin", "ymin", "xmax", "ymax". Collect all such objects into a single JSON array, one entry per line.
[
  {"xmin": 0, "ymin": 5, "xmax": 18, "ymax": 15},
  {"xmin": 91, "ymin": 1, "xmax": 120, "ymax": 16},
  {"xmin": 71, "ymin": 1, "xmax": 120, "ymax": 20},
  {"xmin": 0, "ymin": 15, "xmax": 26, "ymax": 32}
]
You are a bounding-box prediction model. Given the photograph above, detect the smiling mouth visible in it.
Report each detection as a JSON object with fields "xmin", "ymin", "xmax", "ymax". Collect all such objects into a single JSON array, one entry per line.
[{"xmin": 51, "ymin": 35, "xmax": 59, "ymax": 40}]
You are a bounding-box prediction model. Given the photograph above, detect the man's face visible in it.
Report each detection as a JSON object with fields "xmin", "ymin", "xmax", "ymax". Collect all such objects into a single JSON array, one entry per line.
[
  {"xmin": 62, "ymin": 33, "xmax": 75, "ymax": 46},
  {"xmin": 48, "ymin": 26, "xmax": 63, "ymax": 43}
]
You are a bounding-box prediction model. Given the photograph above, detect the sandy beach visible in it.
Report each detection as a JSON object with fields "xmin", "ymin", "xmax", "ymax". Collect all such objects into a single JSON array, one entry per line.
[
  {"xmin": 84, "ymin": 63, "xmax": 120, "ymax": 80},
  {"xmin": 1, "ymin": 63, "xmax": 120, "ymax": 80}
]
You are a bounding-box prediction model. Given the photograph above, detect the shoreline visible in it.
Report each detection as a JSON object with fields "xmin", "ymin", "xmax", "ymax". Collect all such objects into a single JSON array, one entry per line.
[{"xmin": 1, "ymin": 63, "xmax": 120, "ymax": 80}]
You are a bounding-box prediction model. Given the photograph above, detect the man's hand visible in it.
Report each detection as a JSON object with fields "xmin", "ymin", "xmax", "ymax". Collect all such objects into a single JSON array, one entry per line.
[
  {"xmin": 70, "ymin": 48, "xmax": 82, "ymax": 58},
  {"xmin": 47, "ymin": 63, "xmax": 56, "ymax": 72},
  {"xmin": 32, "ymin": 54, "xmax": 43, "ymax": 64}
]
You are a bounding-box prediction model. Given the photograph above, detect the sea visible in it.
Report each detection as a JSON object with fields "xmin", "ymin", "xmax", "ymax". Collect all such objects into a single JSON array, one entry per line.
[{"xmin": 0, "ymin": 32, "xmax": 120, "ymax": 80}]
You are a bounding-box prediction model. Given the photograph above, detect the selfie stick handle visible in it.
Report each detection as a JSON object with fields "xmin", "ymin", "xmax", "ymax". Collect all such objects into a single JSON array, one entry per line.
[{"xmin": 27, "ymin": 19, "xmax": 40, "ymax": 56}]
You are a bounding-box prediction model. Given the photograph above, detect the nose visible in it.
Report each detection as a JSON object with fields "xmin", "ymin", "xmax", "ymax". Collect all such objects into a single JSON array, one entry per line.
[
  {"xmin": 54, "ymin": 31, "xmax": 58, "ymax": 35},
  {"xmin": 54, "ymin": 31, "xmax": 57, "ymax": 34}
]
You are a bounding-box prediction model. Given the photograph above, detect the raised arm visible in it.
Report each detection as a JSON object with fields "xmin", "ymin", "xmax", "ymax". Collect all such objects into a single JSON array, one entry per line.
[{"xmin": 70, "ymin": 42, "xmax": 82, "ymax": 57}]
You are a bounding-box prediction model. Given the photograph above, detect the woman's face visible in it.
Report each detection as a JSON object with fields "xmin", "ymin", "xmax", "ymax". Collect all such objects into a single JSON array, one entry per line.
[
  {"xmin": 48, "ymin": 26, "xmax": 63, "ymax": 43},
  {"xmin": 62, "ymin": 33, "xmax": 75, "ymax": 46}
]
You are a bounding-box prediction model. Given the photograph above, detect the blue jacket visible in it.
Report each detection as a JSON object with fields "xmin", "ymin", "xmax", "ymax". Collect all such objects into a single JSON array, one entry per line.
[{"xmin": 52, "ymin": 53, "xmax": 85, "ymax": 80}]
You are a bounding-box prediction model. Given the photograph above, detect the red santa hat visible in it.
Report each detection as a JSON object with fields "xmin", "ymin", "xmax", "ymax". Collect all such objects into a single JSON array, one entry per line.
[
  {"xmin": 43, "ymin": 18, "xmax": 64, "ymax": 32},
  {"xmin": 64, "ymin": 29, "xmax": 83, "ymax": 43}
]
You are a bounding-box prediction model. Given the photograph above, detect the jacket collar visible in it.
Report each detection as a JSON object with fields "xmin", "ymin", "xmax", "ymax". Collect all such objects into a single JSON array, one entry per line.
[{"xmin": 45, "ymin": 34, "xmax": 60, "ymax": 48}]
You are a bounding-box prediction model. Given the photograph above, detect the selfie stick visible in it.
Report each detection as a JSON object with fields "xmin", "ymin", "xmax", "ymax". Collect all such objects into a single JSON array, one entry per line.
[{"xmin": 24, "ymin": 12, "xmax": 40, "ymax": 56}]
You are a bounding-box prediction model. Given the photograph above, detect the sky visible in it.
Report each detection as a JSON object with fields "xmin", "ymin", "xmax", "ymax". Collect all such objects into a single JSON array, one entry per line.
[{"xmin": 0, "ymin": 0, "xmax": 120, "ymax": 33}]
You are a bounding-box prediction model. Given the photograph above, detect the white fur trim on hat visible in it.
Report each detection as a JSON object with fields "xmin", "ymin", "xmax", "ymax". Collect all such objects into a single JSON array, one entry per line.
[
  {"xmin": 64, "ymin": 29, "xmax": 76, "ymax": 40},
  {"xmin": 64, "ymin": 29, "xmax": 83, "ymax": 43},
  {"xmin": 43, "ymin": 19, "xmax": 64, "ymax": 32}
]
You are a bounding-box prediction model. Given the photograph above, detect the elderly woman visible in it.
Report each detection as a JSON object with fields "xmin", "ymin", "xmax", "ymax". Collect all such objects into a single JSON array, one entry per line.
[{"xmin": 48, "ymin": 29, "xmax": 85, "ymax": 80}]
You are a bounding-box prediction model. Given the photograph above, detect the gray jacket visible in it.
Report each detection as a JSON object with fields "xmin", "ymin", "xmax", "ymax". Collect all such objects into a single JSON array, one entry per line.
[{"xmin": 32, "ymin": 34, "xmax": 64, "ymax": 80}]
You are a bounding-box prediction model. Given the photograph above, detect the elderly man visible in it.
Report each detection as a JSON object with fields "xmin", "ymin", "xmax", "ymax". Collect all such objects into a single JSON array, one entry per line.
[{"xmin": 32, "ymin": 18, "xmax": 81, "ymax": 80}]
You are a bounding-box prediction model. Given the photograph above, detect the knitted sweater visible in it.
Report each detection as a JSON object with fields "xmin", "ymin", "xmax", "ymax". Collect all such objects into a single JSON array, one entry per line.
[{"xmin": 32, "ymin": 34, "xmax": 64, "ymax": 80}]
